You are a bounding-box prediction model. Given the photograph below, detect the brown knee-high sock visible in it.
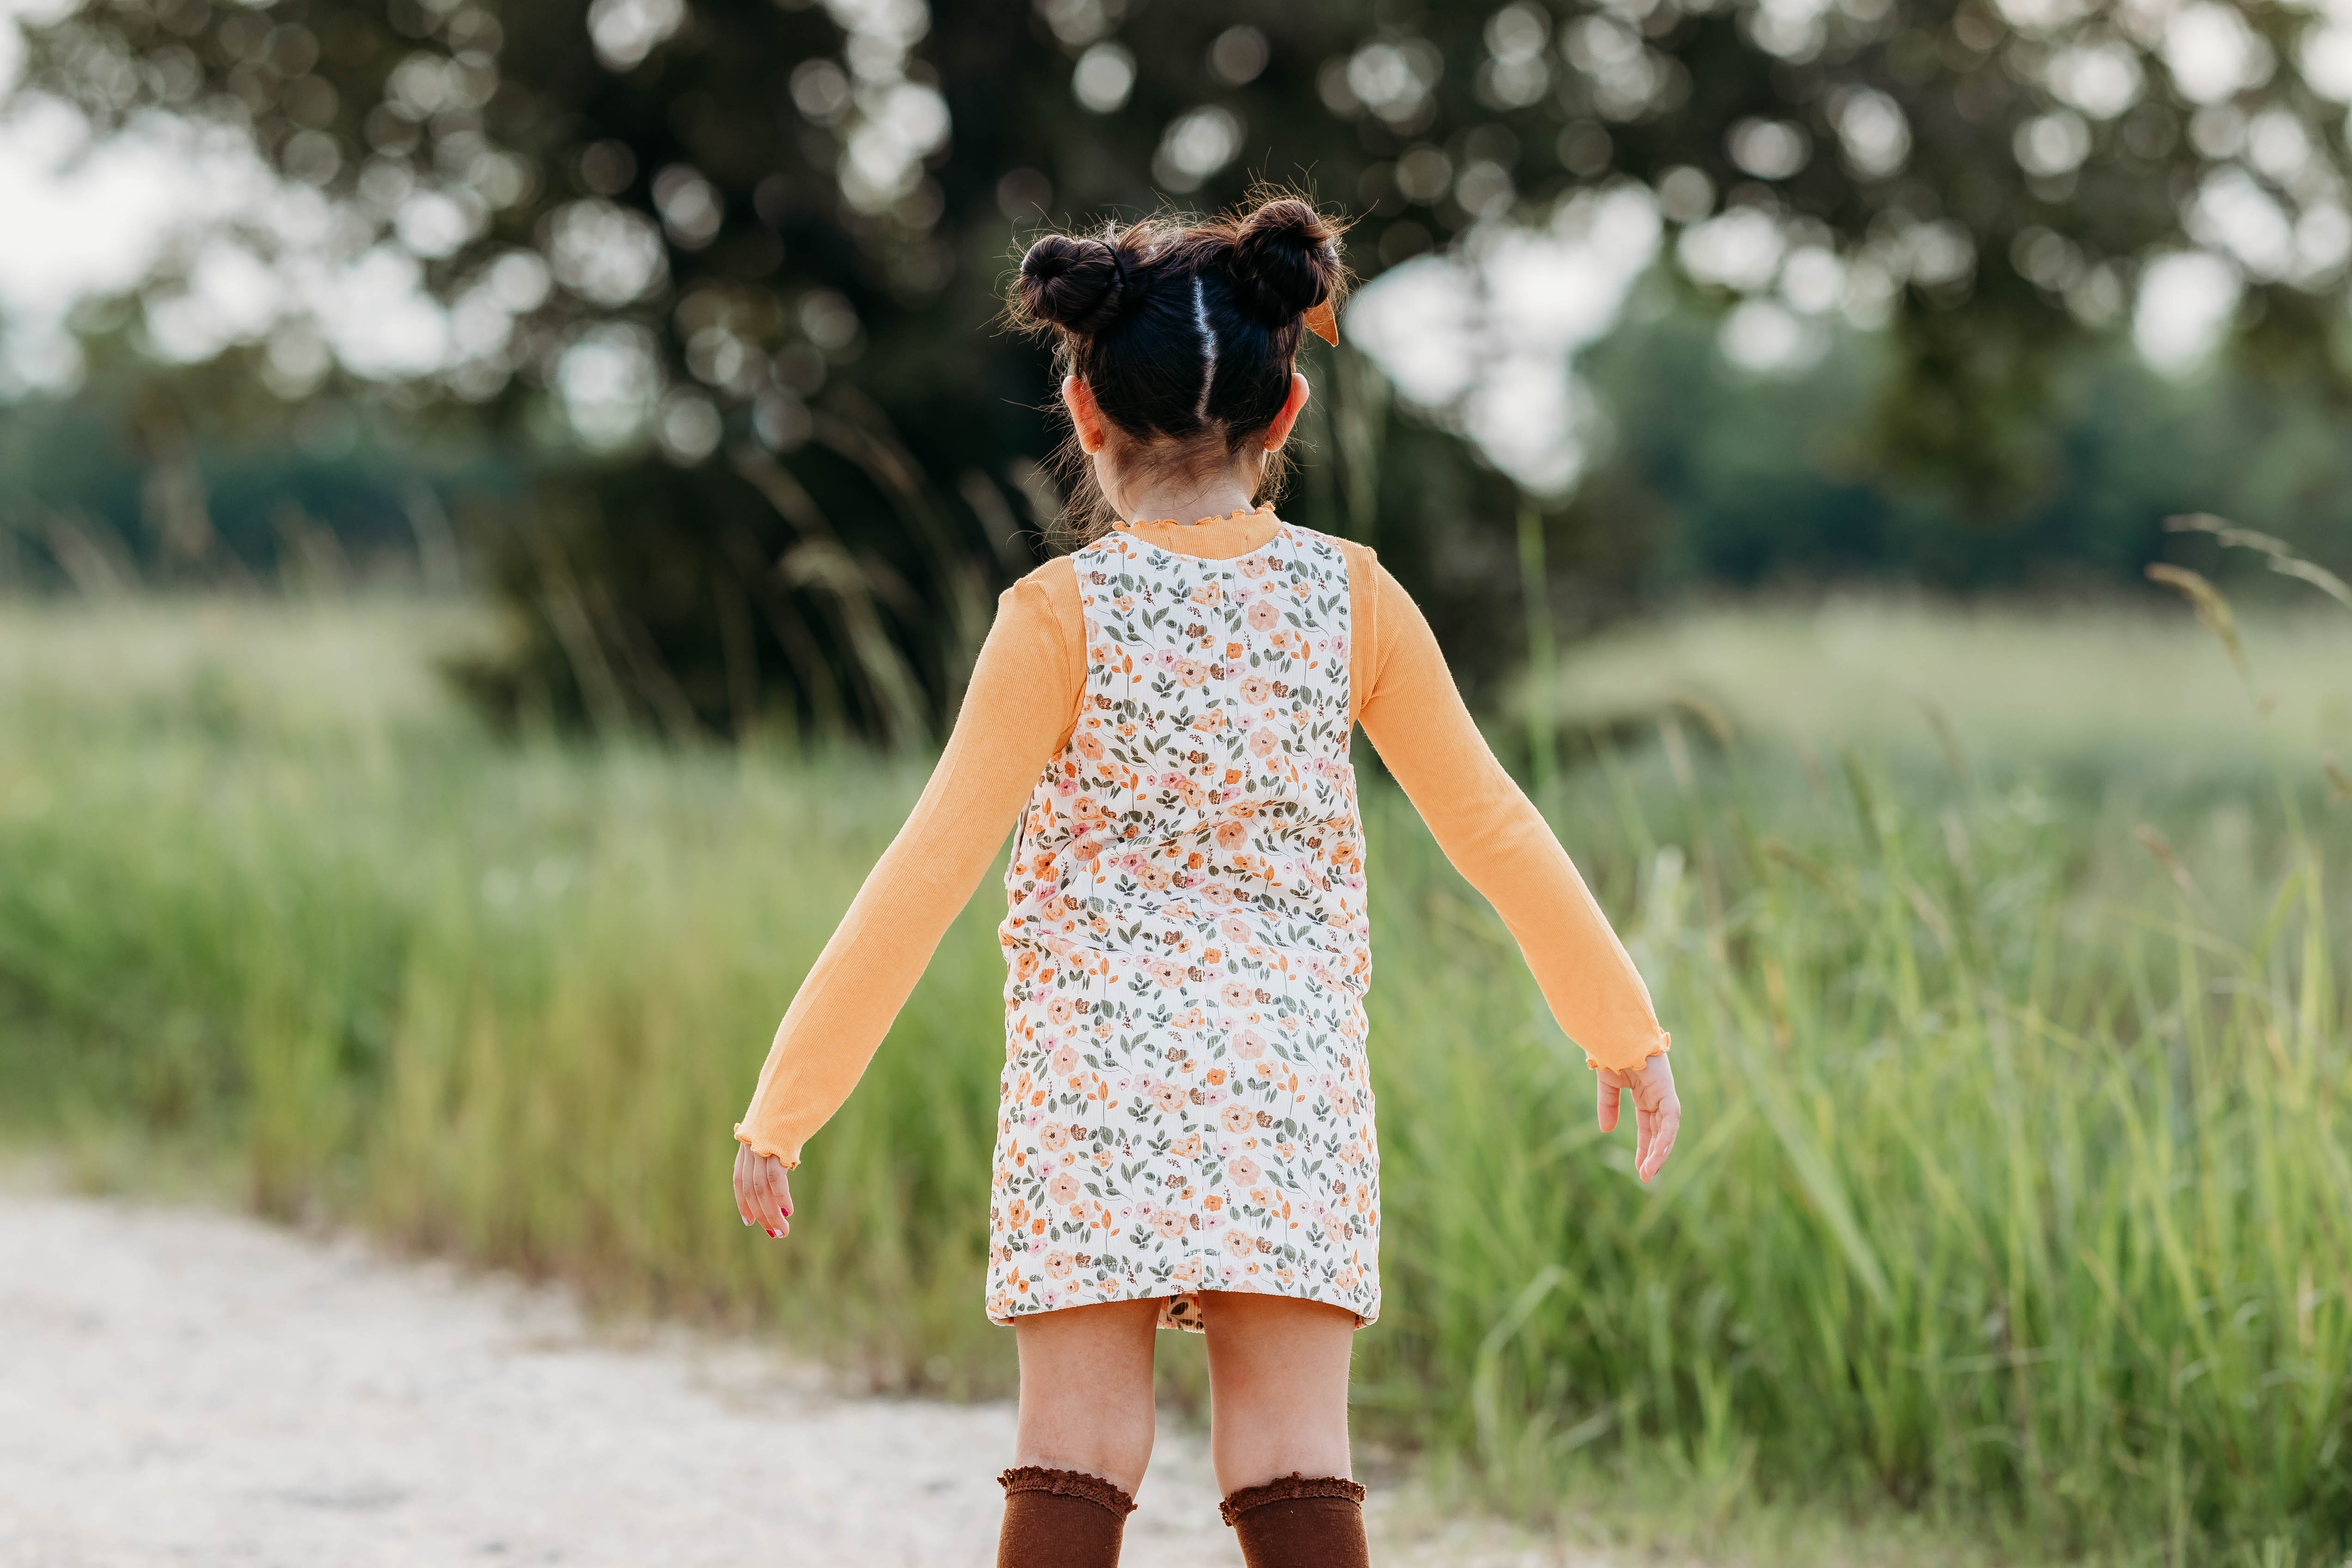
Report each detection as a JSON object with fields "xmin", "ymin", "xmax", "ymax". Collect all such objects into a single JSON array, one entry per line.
[
  {"xmin": 1220, "ymin": 1473, "xmax": 1371, "ymax": 1568},
  {"xmin": 996, "ymin": 1465, "xmax": 1137, "ymax": 1568}
]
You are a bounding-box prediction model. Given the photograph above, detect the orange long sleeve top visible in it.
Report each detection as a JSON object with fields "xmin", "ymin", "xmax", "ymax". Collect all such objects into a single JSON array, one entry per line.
[{"xmin": 735, "ymin": 508, "xmax": 1670, "ymax": 1169}]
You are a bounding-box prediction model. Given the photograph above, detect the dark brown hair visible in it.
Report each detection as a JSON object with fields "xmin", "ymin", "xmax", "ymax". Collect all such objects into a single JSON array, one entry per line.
[{"xmin": 1008, "ymin": 190, "xmax": 1349, "ymax": 545}]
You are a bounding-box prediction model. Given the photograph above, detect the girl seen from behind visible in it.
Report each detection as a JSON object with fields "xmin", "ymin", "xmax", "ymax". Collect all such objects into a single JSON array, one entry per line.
[{"xmin": 732, "ymin": 192, "xmax": 1682, "ymax": 1568}]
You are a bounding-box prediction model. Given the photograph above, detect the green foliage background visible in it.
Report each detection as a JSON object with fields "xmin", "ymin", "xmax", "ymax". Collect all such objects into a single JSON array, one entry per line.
[
  {"xmin": 15, "ymin": 0, "xmax": 2352, "ymax": 737},
  {"xmin": 6, "ymin": 595, "xmax": 2352, "ymax": 1559}
]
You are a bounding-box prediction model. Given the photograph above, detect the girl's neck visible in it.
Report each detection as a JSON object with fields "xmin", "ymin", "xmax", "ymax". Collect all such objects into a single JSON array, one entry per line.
[{"xmin": 1110, "ymin": 470, "xmax": 1259, "ymax": 528}]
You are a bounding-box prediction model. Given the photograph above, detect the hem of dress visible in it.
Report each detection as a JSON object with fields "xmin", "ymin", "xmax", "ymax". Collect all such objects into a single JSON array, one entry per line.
[{"xmin": 988, "ymin": 1275, "xmax": 1379, "ymax": 1333}]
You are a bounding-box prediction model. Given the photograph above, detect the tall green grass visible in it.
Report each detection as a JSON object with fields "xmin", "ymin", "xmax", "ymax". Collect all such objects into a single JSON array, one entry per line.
[{"xmin": 1, "ymin": 596, "xmax": 2346, "ymax": 1559}]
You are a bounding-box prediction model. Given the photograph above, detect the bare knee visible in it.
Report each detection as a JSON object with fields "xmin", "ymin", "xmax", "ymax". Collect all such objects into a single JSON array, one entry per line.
[
  {"xmin": 1012, "ymin": 1298, "xmax": 1160, "ymax": 1494},
  {"xmin": 1016, "ymin": 1394, "xmax": 1154, "ymax": 1495}
]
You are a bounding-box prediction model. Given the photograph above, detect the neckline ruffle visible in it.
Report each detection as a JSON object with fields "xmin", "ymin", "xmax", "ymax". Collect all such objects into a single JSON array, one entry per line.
[{"xmin": 1115, "ymin": 503, "xmax": 1275, "ymax": 533}]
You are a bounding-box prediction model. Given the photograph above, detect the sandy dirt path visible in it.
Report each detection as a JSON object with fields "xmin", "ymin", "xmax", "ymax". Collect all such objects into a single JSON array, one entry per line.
[{"xmin": 0, "ymin": 1192, "xmax": 1578, "ymax": 1567}]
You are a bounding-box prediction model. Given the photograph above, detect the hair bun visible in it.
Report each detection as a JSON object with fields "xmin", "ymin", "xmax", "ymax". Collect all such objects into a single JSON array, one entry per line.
[
  {"xmin": 1019, "ymin": 233, "xmax": 1129, "ymax": 334},
  {"xmin": 1230, "ymin": 198, "xmax": 1342, "ymax": 325}
]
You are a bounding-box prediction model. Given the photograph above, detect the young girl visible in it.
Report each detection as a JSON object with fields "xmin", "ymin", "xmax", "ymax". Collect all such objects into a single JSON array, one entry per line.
[{"xmin": 731, "ymin": 195, "xmax": 1681, "ymax": 1568}]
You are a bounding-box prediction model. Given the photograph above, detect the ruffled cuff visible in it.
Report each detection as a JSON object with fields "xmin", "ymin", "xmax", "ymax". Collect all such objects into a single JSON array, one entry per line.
[
  {"xmin": 733, "ymin": 1123, "xmax": 802, "ymax": 1170},
  {"xmin": 1586, "ymin": 1030, "xmax": 1671, "ymax": 1075},
  {"xmin": 998, "ymin": 1465, "xmax": 1138, "ymax": 1515},
  {"xmin": 1218, "ymin": 1472, "xmax": 1367, "ymax": 1525}
]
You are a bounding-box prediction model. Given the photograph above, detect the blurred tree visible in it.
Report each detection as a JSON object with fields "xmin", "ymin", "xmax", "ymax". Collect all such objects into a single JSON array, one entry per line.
[
  {"xmin": 16, "ymin": 0, "xmax": 2352, "ymax": 734},
  {"xmin": 1572, "ymin": 293, "xmax": 2352, "ymax": 600},
  {"xmin": 0, "ymin": 349, "xmax": 513, "ymax": 595}
]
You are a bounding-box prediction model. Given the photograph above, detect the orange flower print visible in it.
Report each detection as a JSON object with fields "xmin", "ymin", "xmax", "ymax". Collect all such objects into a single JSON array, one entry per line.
[
  {"xmin": 1040, "ymin": 1122, "xmax": 1072, "ymax": 1152},
  {"xmin": 1219, "ymin": 980, "xmax": 1253, "ymax": 1008},
  {"xmin": 1215, "ymin": 821, "xmax": 1249, "ymax": 850},
  {"xmin": 1247, "ymin": 599, "xmax": 1279, "ymax": 631},
  {"xmin": 1156, "ymin": 1213, "xmax": 1190, "ymax": 1241},
  {"xmin": 1230, "ymin": 1153, "xmax": 1262, "ymax": 1183},
  {"xmin": 1223, "ymin": 1229, "xmax": 1255, "ymax": 1257},
  {"xmin": 1226, "ymin": 641, "xmax": 1245, "ymax": 659},
  {"xmin": 1075, "ymin": 730, "xmax": 1105, "ymax": 760},
  {"xmin": 1048, "ymin": 1172, "xmax": 1082, "ymax": 1206},
  {"xmin": 1047, "ymin": 997, "xmax": 1076, "ymax": 1025},
  {"xmin": 1190, "ymin": 582, "xmax": 1220, "ymax": 604},
  {"xmin": 1235, "ymin": 1029, "xmax": 1268, "ymax": 1059},
  {"xmin": 1177, "ymin": 660, "xmax": 1208, "ymax": 686},
  {"xmin": 1070, "ymin": 837, "xmax": 1102, "ymax": 863},
  {"xmin": 1219, "ymin": 916, "xmax": 1250, "ymax": 943},
  {"xmin": 1049, "ymin": 1042, "xmax": 1081, "ymax": 1076},
  {"xmin": 1220, "ymin": 1104, "xmax": 1256, "ymax": 1135},
  {"xmin": 1072, "ymin": 795, "xmax": 1106, "ymax": 825},
  {"xmin": 1153, "ymin": 1084, "xmax": 1189, "ymax": 1115},
  {"xmin": 1148, "ymin": 959, "xmax": 1185, "ymax": 988},
  {"xmin": 1174, "ymin": 1007, "xmax": 1206, "ymax": 1031},
  {"xmin": 1248, "ymin": 728, "xmax": 1279, "ymax": 759},
  {"xmin": 1173, "ymin": 1132, "xmax": 1203, "ymax": 1159},
  {"xmin": 1045, "ymin": 1251, "xmax": 1076, "ymax": 1279}
]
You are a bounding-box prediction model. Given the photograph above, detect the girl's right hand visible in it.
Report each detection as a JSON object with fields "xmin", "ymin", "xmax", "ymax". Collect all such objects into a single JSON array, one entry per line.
[
  {"xmin": 733, "ymin": 1142, "xmax": 796, "ymax": 1238},
  {"xmin": 1596, "ymin": 1054, "xmax": 1681, "ymax": 1184}
]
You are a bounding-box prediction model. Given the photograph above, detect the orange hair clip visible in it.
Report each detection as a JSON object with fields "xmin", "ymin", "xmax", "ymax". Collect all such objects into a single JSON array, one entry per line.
[{"xmin": 1302, "ymin": 298, "xmax": 1339, "ymax": 346}]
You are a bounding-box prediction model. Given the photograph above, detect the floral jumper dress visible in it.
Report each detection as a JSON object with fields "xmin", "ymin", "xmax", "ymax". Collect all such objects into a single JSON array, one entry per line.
[{"xmin": 984, "ymin": 520, "xmax": 1379, "ymax": 1332}]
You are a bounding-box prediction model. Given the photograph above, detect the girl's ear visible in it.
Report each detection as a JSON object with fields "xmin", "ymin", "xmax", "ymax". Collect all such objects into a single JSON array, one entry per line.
[
  {"xmin": 1262, "ymin": 372, "xmax": 1311, "ymax": 452},
  {"xmin": 1063, "ymin": 375, "xmax": 1109, "ymax": 453}
]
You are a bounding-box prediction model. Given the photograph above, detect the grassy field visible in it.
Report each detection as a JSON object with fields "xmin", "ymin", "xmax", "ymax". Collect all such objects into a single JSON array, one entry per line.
[{"xmin": 3, "ymin": 593, "xmax": 2350, "ymax": 1563}]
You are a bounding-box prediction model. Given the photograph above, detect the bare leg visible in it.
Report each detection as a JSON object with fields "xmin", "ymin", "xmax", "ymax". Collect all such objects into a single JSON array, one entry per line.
[
  {"xmin": 1011, "ymin": 1295, "xmax": 1163, "ymax": 1494},
  {"xmin": 1198, "ymin": 1291, "xmax": 1357, "ymax": 1493}
]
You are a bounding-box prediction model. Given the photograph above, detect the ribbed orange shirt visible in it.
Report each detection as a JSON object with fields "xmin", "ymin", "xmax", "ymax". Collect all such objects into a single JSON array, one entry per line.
[{"xmin": 735, "ymin": 508, "xmax": 1669, "ymax": 1169}]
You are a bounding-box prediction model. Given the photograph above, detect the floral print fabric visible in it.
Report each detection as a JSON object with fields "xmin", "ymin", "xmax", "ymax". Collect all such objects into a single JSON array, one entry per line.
[{"xmin": 986, "ymin": 519, "xmax": 1380, "ymax": 1332}]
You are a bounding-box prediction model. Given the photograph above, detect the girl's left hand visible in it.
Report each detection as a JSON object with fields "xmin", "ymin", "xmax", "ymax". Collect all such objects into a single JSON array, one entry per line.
[
  {"xmin": 733, "ymin": 1142, "xmax": 796, "ymax": 1238},
  {"xmin": 1596, "ymin": 1054, "xmax": 1682, "ymax": 1184}
]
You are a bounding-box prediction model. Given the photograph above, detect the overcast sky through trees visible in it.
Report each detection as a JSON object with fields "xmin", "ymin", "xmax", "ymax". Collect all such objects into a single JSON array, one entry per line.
[{"xmin": 0, "ymin": 0, "xmax": 2254, "ymax": 496}]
